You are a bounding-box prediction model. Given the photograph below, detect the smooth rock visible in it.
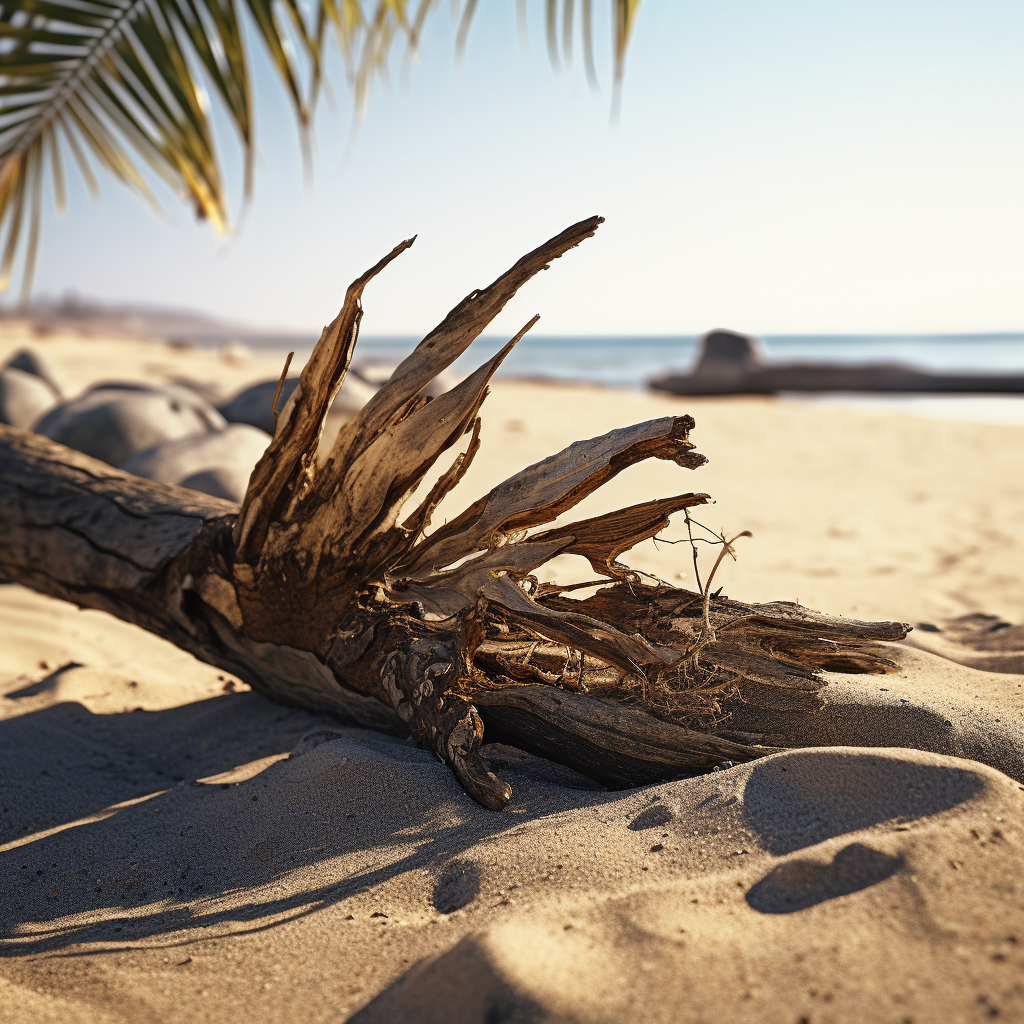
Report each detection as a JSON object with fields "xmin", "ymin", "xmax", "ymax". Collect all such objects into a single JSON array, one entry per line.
[
  {"xmin": 120, "ymin": 423, "xmax": 271, "ymax": 503},
  {"xmin": 220, "ymin": 373, "xmax": 379, "ymax": 435},
  {"xmin": 36, "ymin": 382, "xmax": 226, "ymax": 466},
  {"xmin": 0, "ymin": 366, "xmax": 59, "ymax": 429},
  {"xmin": 168, "ymin": 375, "xmax": 231, "ymax": 408},
  {"xmin": 219, "ymin": 378, "xmax": 299, "ymax": 434},
  {"xmin": 3, "ymin": 348, "xmax": 64, "ymax": 397}
]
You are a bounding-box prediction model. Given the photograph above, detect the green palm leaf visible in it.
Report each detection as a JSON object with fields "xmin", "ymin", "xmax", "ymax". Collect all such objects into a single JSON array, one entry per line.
[
  {"xmin": 0, "ymin": 1, "xmax": 640, "ymax": 297},
  {"xmin": 0, "ymin": 0, "xmax": 313, "ymax": 294}
]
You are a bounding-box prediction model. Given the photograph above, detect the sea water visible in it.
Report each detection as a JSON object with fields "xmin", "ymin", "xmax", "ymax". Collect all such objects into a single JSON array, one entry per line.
[{"xmin": 224, "ymin": 333, "xmax": 1024, "ymax": 425}]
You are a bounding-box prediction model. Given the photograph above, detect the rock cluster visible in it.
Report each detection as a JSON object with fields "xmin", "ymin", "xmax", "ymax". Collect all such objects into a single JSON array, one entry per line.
[{"xmin": 0, "ymin": 348, "xmax": 456, "ymax": 503}]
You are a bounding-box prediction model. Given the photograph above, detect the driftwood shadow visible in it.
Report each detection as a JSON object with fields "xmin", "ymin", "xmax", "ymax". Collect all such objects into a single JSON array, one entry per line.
[
  {"xmin": 0, "ymin": 703, "xmax": 605, "ymax": 957},
  {"xmin": 0, "ymin": 692, "xmax": 339, "ymax": 845}
]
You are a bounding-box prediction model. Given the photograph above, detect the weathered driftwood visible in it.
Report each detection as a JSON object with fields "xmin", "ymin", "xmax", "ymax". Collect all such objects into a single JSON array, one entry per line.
[{"xmin": 0, "ymin": 218, "xmax": 909, "ymax": 808}]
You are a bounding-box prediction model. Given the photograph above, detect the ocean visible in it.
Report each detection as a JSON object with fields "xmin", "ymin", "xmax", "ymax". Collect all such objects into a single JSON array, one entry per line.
[{"xmin": 219, "ymin": 332, "xmax": 1024, "ymax": 425}]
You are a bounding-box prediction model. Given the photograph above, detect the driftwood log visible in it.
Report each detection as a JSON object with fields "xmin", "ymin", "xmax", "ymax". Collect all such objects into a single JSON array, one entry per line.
[{"xmin": 0, "ymin": 217, "xmax": 909, "ymax": 808}]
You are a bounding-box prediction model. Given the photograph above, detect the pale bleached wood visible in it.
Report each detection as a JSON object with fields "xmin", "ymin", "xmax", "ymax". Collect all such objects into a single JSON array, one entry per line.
[
  {"xmin": 400, "ymin": 415, "xmax": 707, "ymax": 579},
  {"xmin": 325, "ymin": 216, "xmax": 604, "ymax": 477},
  {"xmin": 0, "ymin": 218, "xmax": 912, "ymax": 809}
]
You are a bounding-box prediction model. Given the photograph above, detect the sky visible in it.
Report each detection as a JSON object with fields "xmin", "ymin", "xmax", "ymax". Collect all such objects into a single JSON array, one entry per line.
[{"xmin": 19, "ymin": 0, "xmax": 1024, "ymax": 336}]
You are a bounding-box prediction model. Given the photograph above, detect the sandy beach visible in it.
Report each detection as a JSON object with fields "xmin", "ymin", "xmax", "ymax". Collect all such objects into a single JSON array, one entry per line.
[{"xmin": 2, "ymin": 330, "xmax": 1023, "ymax": 1023}]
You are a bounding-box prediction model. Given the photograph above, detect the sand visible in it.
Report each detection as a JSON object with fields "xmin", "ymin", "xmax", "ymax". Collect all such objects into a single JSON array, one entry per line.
[{"xmin": 1, "ymin": 332, "xmax": 1023, "ymax": 1022}]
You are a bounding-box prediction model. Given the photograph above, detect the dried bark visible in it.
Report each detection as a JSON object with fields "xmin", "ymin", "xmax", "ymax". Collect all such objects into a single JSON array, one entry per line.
[{"xmin": 0, "ymin": 217, "xmax": 910, "ymax": 808}]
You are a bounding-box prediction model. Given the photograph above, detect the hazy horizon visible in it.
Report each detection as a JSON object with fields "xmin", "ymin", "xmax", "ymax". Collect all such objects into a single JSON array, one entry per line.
[
  {"xmin": 15, "ymin": 2, "xmax": 1024, "ymax": 337},
  {"xmin": 6, "ymin": 292, "xmax": 1024, "ymax": 341}
]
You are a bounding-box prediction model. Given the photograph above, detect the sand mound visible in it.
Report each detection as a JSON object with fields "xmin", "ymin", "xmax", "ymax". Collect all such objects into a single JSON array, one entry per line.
[
  {"xmin": 2, "ymin": 581, "xmax": 1022, "ymax": 1023},
  {"xmin": 719, "ymin": 643, "xmax": 1024, "ymax": 785},
  {"xmin": 357, "ymin": 748, "xmax": 1022, "ymax": 1024},
  {"xmin": 906, "ymin": 613, "xmax": 1024, "ymax": 675},
  {"xmin": 2, "ymin": 350, "xmax": 1023, "ymax": 1021}
]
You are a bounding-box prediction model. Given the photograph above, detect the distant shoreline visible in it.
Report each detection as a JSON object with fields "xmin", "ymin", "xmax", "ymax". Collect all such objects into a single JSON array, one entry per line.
[{"xmin": 4, "ymin": 317, "xmax": 1023, "ymax": 423}]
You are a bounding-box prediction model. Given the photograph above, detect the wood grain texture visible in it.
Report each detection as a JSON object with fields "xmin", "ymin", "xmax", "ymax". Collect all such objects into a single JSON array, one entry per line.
[
  {"xmin": 0, "ymin": 218, "xmax": 913, "ymax": 809},
  {"xmin": 0, "ymin": 425, "xmax": 232, "ymax": 590}
]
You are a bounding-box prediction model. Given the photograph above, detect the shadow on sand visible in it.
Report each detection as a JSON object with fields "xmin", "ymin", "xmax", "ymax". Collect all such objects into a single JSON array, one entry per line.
[{"xmin": 0, "ymin": 694, "xmax": 605, "ymax": 957}]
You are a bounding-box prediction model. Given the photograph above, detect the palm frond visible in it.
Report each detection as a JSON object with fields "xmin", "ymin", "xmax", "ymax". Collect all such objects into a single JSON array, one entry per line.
[
  {"xmin": 532, "ymin": 0, "xmax": 640, "ymax": 99},
  {"xmin": 0, "ymin": 0, "xmax": 312, "ymax": 296},
  {"xmin": 0, "ymin": 1, "xmax": 640, "ymax": 297},
  {"xmin": 315, "ymin": 0, "xmax": 441, "ymax": 118}
]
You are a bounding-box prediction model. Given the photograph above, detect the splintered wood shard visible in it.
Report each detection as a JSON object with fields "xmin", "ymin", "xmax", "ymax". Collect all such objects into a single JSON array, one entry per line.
[
  {"xmin": 235, "ymin": 236, "xmax": 416, "ymax": 563},
  {"xmin": 0, "ymin": 215, "xmax": 912, "ymax": 810},
  {"xmin": 400, "ymin": 415, "xmax": 707, "ymax": 579},
  {"xmin": 529, "ymin": 493, "xmax": 712, "ymax": 580},
  {"xmin": 329, "ymin": 216, "xmax": 604, "ymax": 470}
]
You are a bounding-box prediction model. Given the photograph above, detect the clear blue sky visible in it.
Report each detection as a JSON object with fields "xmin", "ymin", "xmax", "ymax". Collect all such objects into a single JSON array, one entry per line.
[{"xmin": 25, "ymin": 1, "xmax": 1024, "ymax": 336}]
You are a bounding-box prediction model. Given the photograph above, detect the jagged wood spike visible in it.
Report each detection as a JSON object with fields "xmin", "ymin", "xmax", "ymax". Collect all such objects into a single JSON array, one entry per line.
[
  {"xmin": 235, "ymin": 236, "xmax": 415, "ymax": 562},
  {"xmin": 529, "ymin": 492, "xmax": 712, "ymax": 580},
  {"xmin": 399, "ymin": 416, "xmax": 708, "ymax": 579},
  {"xmin": 326, "ymin": 215, "xmax": 604, "ymax": 477},
  {"xmin": 293, "ymin": 318, "xmax": 537, "ymax": 573}
]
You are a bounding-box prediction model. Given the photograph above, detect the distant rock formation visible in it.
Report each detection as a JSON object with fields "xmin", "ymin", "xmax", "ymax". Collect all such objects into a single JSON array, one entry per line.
[
  {"xmin": 650, "ymin": 328, "xmax": 1024, "ymax": 395},
  {"xmin": 690, "ymin": 329, "xmax": 765, "ymax": 385}
]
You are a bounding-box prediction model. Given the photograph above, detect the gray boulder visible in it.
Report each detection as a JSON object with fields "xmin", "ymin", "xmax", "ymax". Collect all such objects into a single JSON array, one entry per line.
[
  {"xmin": 36, "ymin": 382, "xmax": 226, "ymax": 466},
  {"xmin": 120, "ymin": 423, "xmax": 271, "ymax": 503},
  {"xmin": 168, "ymin": 375, "xmax": 231, "ymax": 408},
  {"xmin": 219, "ymin": 377, "xmax": 299, "ymax": 435},
  {"xmin": 4, "ymin": 348, "xmax": 64, "ymax": 397},
  {"xmin": 0, "ymin": 366, "xmax": 59, "ymax": 429},
  {"xmin": 220, "ymin": 373, "xmax": 379, "ymax": 435}
]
